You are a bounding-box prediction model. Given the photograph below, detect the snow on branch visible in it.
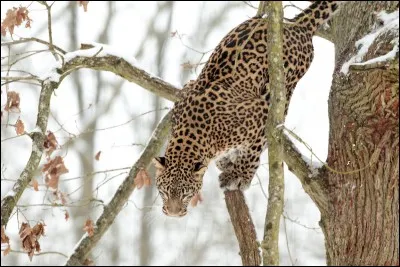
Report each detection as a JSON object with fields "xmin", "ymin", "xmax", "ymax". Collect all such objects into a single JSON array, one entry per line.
[{"xmin": 341, "ymin": 10, "xmax": 399, "ymax": 74}]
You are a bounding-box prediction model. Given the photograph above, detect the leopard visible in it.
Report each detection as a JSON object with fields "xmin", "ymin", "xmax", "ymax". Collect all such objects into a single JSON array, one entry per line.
[{"xmin": 153, "ymin": 1, "xmax": 340, "ymax": 217}]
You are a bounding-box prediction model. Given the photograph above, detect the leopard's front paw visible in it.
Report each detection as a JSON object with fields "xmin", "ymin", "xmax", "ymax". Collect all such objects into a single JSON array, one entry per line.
[{"xmin": 218, "ymin": 172, "xmax": 251, "ymax": 191}]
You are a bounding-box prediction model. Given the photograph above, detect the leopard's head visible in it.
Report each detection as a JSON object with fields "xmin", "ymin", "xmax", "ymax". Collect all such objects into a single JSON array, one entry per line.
[{"xmin": 152, "ymin": 156, "xmax": 207, "ymax": 217}]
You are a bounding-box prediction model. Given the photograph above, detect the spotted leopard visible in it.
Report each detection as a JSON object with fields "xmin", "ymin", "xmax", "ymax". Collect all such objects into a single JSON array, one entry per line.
[{"xmin": 153, "ymin": 1, "xmax": 340, "ymax": 217}]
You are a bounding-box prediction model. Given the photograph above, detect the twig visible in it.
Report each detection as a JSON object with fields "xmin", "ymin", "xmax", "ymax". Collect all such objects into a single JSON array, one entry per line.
[
  {"xmin": 37, "ymin": 1, "xmax": 59, "ymax": 61},
  {"xmin": 1, "ymin": 249, "xmax": 68, "ymax": 258},
  {"xmin": 262, "ymin": 2, "xmax": 285, "ymax": 266},
  {"xmin": 282, "ymin": 215, "xmax": 295, "ymax": 266},
  {"xmin": 1, "ymin": 37, "xmax": 66, "ymax": 54}
]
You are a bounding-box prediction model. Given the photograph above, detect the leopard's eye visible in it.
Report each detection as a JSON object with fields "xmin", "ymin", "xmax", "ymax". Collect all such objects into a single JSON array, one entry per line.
[{"xmin": 182, "ymin": 191, "xmax": 193, "ymax": 201}]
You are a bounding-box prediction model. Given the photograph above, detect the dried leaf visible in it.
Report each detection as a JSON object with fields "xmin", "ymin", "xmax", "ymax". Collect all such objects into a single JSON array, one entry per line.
[
  {"xmin": 190, "ymin": 192, "xmax": 203, "ymax": 207},
  {"xmin": 83, "ymin": 258, "xmax": 94, "ymax": 266},
  {"xmin": 64, "ymin": 211, "xmax": 69, "ymax": 221},
  {"xmin": 3, "ymin": 244, "xmax": 11, "ymax": 256},
  {"xmin": 94, "ymin": 151, "xmax": 101, "ymax": 161},
  {"xmin": 2, "ymin": 224, "xmax": 11, "ymax": 256},
  {"xmin": 19, "ymin": 222, "xmax": 45, "ymax": 262},
  {"xmin": 32, "ymin": 179, "xmax": 39, "ymax": 191},
  {"xmin": 83, "ymin": 219, "xmax": 94, "ymax": 237},
  {"xmin": 15, "ymin": 118, "xmax": 25, "ymax": 135},
  {"xmin": 43, "ymin": 131, "xmax": 58, "ymax": 158},
  {"xmin": 1, "ymin": 226, "xmax": 10, "ymax": 244},
  {"xmin": 1, "ymin": 6, "xmax": 32, "ymax": 37},
  {"xmin": 134, "ymin": 169, "xmax": 151, "ymax": 189},
  {"xmin": 42, "ymin": 156, "xmax": 69, "ymax": 190},
  {"xmin": 5, "ymin": 91, "xmax": 20, "ymax": 113},
  {"xmin": 78, "ymin": 1, "xmax": 89, "ymax": 12},
  {"xmin": 32, "ymin": 223, "xmax": 45, "ymax": 238}
]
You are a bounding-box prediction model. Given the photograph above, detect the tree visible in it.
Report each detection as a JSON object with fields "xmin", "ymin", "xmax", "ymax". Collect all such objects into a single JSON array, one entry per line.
[{"xmin": 1, "ymin": 1, "xmax": 398, "ymax": 266}]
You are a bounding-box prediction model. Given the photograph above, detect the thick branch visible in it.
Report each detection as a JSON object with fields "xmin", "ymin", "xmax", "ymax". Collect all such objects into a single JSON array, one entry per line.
[
  {"xmin": 61, "ymin": 54, "xmax": 180, "ymax": 102},
  {"xmin": 64, "ymin": 112, "xmax": 172, "ymax": 266},
  {"xmin": 262, "ymin": 2, "xmax": 285, "ymax": 266},
  {"xmin": 1, "ymin": 80, "xmax": 56, "ymax": 227},
  {"xmin": 281, "ymin": 133, "xmax": 328, "ymax": 215},
  {"xmin": 224, "ymin": 190, "xmax": 261, "ymax": 266}
]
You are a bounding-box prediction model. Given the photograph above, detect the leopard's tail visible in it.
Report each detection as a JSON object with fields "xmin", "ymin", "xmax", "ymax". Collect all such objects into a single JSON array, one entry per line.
[{"xmin": 292, "ymin": 1, "xmax": 341, "ymax": 34}]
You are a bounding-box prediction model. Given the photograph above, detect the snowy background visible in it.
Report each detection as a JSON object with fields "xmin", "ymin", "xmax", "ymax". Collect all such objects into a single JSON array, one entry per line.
[{"xmin": 1, "ymin": 1, "xmax": 333, "ymax": 265}]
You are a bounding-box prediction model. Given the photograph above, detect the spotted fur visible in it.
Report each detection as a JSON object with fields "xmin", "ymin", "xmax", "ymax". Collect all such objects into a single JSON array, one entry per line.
[{"xmin": 153, "ymin": 1, "xmax": 340, "ymax": 217}]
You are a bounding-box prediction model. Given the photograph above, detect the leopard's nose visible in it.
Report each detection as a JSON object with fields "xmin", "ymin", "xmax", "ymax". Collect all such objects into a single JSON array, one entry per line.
[{"xmin": 164, "ymin": 199, "xmax": 186, "ymax": 217}]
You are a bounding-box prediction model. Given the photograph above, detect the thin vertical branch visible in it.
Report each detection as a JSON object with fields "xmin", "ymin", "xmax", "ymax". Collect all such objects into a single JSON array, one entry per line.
[
  {"xmin": 37, "ymin": 1, "xmax": 59, "ymax": 60},
  {"xmin": 262, "ymin": 1, "xmax": 285, "ymax": 266}
]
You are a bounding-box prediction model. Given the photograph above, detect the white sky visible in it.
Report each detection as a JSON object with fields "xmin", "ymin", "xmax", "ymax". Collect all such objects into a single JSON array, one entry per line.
[{"xmin": 1, "ymin": 1, "xmax": 334, "ymax": 265}]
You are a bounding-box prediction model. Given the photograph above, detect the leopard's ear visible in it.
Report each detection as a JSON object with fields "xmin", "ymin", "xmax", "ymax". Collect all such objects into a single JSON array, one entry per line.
[{"xmin": 152, "ymin": 157, "xmax": 166, "ymax": 170}]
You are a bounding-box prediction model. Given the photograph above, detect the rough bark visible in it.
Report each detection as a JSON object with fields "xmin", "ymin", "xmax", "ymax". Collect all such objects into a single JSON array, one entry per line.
[
  {"xmin": 224, "ymin": 191, "xmax": 261, "ymax": 266},
  {"xmin": 261, "ymin": 2, "xmax": 285, "ymax": 266},
  {"xmin": 321, "ymin": 1, "xmax": 399, "ymax": 265}
]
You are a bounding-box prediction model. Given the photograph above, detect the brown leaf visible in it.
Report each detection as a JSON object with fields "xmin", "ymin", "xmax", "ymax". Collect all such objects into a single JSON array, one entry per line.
[
  {"xmin": 94, "ymin": 151, "xmax": 101, "ymax": 161},
  {"xmin": 190, "ymin": 192, "xmax": 203, "ymax": 207},
  {"xmin": 83, "ymin": 258, "xmax": 94, "ymax": 266},
  {"xmin": 19, "ymin": 222, "xmax": 32, "ymax": 241},
  {"xmin": 32, "ymin": 223, "xmax": 45, "ymax": 238},
  {"xmin": 1, "ymin": 6, "xmax": 32, "ymax": 37},
  {"xmin": 1, "ymin": 226, "xmax": 9, "ymax": 244},
  {"xmin": 134, "ymin": 169, "xmax": 152, "ymax": 189},
  {"xmin": 3, "ymin": 244, "xmax": 11, "ymax": 256},
  {"xmin": 15, "ymin": 118, "xmax": 25, "ymax": 135},
  {"xmin": 19, "ymin": 222, "xmax": 45, "ymax": 262},
  {"xmin": 83, "ymin": 219, "xmax": 94, "ymax": 237},
  {"xmin": 42, "ymin": 156, "xmax": 69, "ymax": 190},
  {"xmin": 43, "ymin": 131, "xmax": 58, "ymax": 158},
  {"xmin": 1, "ymin": 226, "xmax": 10, "ymax": 256},
  {"xmin": 5, "ymin": 91, "xmax": 20, "ymax": 113},
  {"xmin": 78, "ymin": 1, "xmax": 89, "ymax": 12},
  {"xmin": 32, "ymin": 179, "xmax": 39, "ymax": 191},
  {"xmin": 64, "ymin": 211, "xmax": 70, "ymax": 221}
]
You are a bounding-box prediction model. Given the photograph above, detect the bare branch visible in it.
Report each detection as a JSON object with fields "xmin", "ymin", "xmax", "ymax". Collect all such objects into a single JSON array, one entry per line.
[
  {"xmin": 224, "ymin": 190, "xmax": 261, "ymax": 266},
  {"xmin": 262, "ymin": 2, "xmax": 285, "ymax": 266},
  {"xmin": 36, "ymin": 1, "xmax": 59, "ymax": 60},
  {"xmin": 1, "ymin": 37, "xmax": 67, "ymax": 54},
  {"xmin": 281, "ymin": 133, "xmax": 328, "ymax": 214},
  {"xmin": 1, "ymin": 80, "xmax": 56, "ymax": 228},
  {"xmin": 64, "ymin": 111, "xmax": 172, "ymax": 266},
  {"xmin": 60, "ymin": 52, "xmax": 180, "ymax": 102}
]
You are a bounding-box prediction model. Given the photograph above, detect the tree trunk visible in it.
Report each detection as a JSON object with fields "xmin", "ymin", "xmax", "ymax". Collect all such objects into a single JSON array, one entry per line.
[{"xmin": 321, "ymin": 1, "xmax": 399, "ymax": 265}]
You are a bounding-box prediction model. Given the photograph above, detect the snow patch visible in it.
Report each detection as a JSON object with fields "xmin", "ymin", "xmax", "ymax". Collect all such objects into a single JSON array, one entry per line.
[
  {"xmin": 40, "ymin": 59, "xmax": 62, "ymax": 82},
  {"xmin": 5, "ymin": 189, "xmax": 16, "ymax": 198},
  {"xmin": 341, "ymin": 10, "xmax": 399, "ymax": 74}
]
